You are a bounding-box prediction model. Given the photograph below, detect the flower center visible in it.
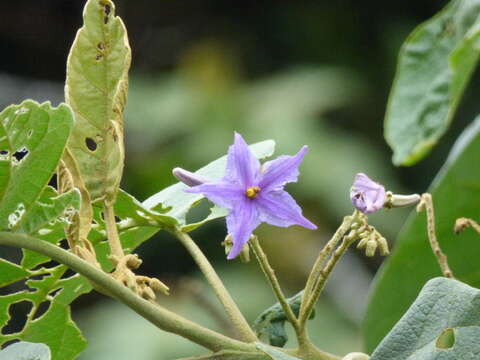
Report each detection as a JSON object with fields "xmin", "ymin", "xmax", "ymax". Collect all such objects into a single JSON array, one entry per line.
[{"xmin": 245, "ymin": 186, "xmax": 261, "ymax": 199}]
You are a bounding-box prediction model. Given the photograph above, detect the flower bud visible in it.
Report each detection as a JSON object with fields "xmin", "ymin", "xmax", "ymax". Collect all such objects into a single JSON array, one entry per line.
[
  {"xmin": 350, "ymin": 173, "xmax": 386, "ymax": 214},
  {"xmin": 365, "ymin": 239, "xmax": 378, "ymax": 257},
  {"xmin": 172, "ymin": 167, "xmax": 209, "ymax": 187}
]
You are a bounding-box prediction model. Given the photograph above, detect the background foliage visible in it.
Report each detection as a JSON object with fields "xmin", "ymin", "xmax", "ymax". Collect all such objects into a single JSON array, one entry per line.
[{"xmin": 0, "ymin": 0, "xmax": 479, "ymax": 359}]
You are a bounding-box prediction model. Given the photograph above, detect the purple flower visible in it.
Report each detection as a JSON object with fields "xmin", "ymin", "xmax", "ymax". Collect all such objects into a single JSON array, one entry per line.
[
  {"xmin": 186, "ymin": 133, "xmax": 317, "ymax": 259},
  {"xmin": 350, "ymin": 173, "xmax": 386, "ymax": 214}
]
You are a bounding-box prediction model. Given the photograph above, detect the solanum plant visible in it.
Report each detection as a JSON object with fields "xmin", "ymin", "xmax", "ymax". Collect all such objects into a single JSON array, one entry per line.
[{"xmin": 1, "ymin": 0, "xmax": 480, "ymax": 359}]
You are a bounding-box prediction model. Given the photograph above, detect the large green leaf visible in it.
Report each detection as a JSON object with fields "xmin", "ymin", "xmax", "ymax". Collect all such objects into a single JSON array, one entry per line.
[
  {"xmin": 0, "ymin": 341, "xmax": 51, "ymax": 360},
  {"xmin": 143, "ymin": 139, "xmax": 275, "ymax": 231},
  {"xmin": 371, "ymin": 278, "xmax": 480, "ymax": 360},
  {"xmin": 0, "ymin": 100, "xmax": 74, "ymax": 230},
  {"xmin": 64, "ymin": 0, "xmax": 131, "ymax": 203},
  {"xmin": 385, "ymin": 0, "xmax": 480, "ymax": 165},
  {"xmin": 364, "ymin": 116, "xmax": 480, "ymax": 351}
]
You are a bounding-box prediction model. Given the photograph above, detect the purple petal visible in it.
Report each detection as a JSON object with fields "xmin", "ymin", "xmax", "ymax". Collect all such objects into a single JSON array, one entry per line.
[
  {"xmin": 186, "ymin": 181, "xmax": 244, "ymax": 210},
  {"xmin": 259, "ymin": 146, "xmax": 308, "ymax": 191},
  {"xmin": 224, "ymin": 133, "xmax": 260, "ymax": 188},
  {"xmin": 226, "ymin": 199, "xmax": 260, "ymax": 259},
  {"xmin": 350, "ymin": 173, "xmax": 386, "ymax": 214},
  {"xmin": 256, "ymin": 189, "xmax": 317, "ymax": 230},
  {"xmin": 173, "ymin": 167, "xmax": 209, "ymax": 187}
]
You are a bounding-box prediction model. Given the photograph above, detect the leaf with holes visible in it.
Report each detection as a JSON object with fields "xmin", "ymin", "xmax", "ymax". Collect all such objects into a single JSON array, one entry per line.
[
  {"xmin": 0, "ymin": 100, "xmax": 74, "ymax": 231},
  {"xmin": 364, "ymin": 115, "xmax": 480, "ymax": 352},
  {"xmin": 371, "ymin": 278, "xmax": 480, "ymax": 360},
  {"xmin": 64, "ymin": 0, "xmax": 130, "ymax": 204},
  {"xmin": 143, "ymin": 139, "xmax": 275, "ymax": 231},
  {"xmin": 0, "ymin": 261, "xmax": 90, "ymax": 359},
  {"xmin": 385, "ymin": 0, "xmax": 480, "ymax": 165},
  {"xmin": 0, "ymin": 341, "xmax": 51, "ymax": 360}
]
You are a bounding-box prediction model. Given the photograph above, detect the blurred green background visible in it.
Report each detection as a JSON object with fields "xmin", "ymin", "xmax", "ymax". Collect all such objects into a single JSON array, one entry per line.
[{"xmin": 1, "ymin": 0, "xmax": 480, "ymax": 358}]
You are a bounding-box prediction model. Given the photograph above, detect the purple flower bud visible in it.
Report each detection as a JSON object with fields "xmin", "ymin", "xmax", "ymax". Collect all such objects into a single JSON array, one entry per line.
[
  {"xmin": 350, "ymin": 173, "xmax": 386, "ymax": 214},
  {"xmin": 172, "ymin": 168, "xmax": 209, "ymax": 187}
]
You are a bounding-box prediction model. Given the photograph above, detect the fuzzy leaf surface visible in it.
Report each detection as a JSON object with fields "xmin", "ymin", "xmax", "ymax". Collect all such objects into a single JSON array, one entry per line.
[
  {"xmin": 0, "ymin": 341, "xmax": 51, "ymax": 360},
  {"xmin": 371, "ymin": 278, "xmax": 480, "ymax": 360},
  {"xmin": 385, "ymin": 0, "xmax": 480, "ymax": 165}
]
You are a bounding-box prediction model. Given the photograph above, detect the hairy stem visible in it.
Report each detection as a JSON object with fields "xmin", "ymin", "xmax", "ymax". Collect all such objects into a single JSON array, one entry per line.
[
  {"xmin": 298, "ymin": 213, "xmax": 355, "ymax": 328},
  {"xmin": 0, "ymin": 232, "xmax": 256, "ymax": 353},
  {"xmin": 250, "ymin": 236, "xmax": 300, "ymax": 333},
  {"xmin": 173, "ymin": 228, "xmax": 257, "ymax": 343},
  {"xmin": 103, "ymin": 203, "xmax": 124, "ymax": 260},
  {"xmin": 417, "ymin": 193, "xmax": 454, "ymax": 279}
]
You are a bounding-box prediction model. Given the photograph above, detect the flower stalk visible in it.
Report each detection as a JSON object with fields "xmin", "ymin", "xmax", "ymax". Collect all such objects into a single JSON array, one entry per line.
[
  {"xmin": 172, "ymin": 228, "xmax": 257, "ymax": 342},
  {"xmin": 416, "ymin": 193, "xmax": 454, "ymax": 279},
  {"xmin": 250, "ymin": 235, "xmax": 300, "ymax": 333}
]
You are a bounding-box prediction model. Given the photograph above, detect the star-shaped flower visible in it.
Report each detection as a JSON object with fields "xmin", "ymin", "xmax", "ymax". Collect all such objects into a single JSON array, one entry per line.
[
  {"xmin": 350, "ymin": 173, "xmax": 386, "ymax": 214},
  {"xmin": 185, "ymin": 133, "xmax": 317, "ymax": 259}
]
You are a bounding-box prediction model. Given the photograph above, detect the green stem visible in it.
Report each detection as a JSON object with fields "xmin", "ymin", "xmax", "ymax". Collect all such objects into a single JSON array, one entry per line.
[
  {"xmin": 0, "ymin": 232, "xmax": 255, "ymax": 353},
  {"xmin": 299, "ymin": 232, "xmax": 357, "ymax": 332},
  {"xmin": 417, "ymin": 193, "xmax": 454, "ymax": 278},
  {"xmin": 172, "ymin": 228, "xmax": 257, "ymax": 343},
  {"xmin": 103, "ymin": 203, "xmax": 124, "ymax": 260},
  {"xmin": 298, "ymin": 213, "xmax": 355, "ymax": 328},
  {"xmin": 249, "ymin": 236, "xmax": 300, "ymax": 334}
]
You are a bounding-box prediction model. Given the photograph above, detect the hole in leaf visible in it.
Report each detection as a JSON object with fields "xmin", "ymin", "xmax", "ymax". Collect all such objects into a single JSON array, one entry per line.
[
  {"xmin": 48, "ymin": 288, "xmax": 61, "ymax": 298},
  {"xmin": 0, "ymin": 150, "xmax": 8, "ymax": 155},
  {"xmin": 95, "ymin": 53, "xmax": 103, "ymax": 61},
  {"xmin": 32, "ymin": 300, "xmax": 50, "ymax": 321},
  {"xmin": 85, "ymin": 137, "xmax": 97, "ymax": 151},
  {"xmin": 61, "ymin": 268, "xmax": 76, "ymax": 279},
  {"xmin": 436, "ymin": 328, "xmax": 455, "ymax": 349},
  {"xmin": 1, "ymin": 300, "xmax": 33, "ymax": 335},
  {"xmin": 13, "ymin": 147, "xmax": 28, "ymax": 162},
  {"xmin": 97, "ymin": 42, "xmax": 105, "ymax": 50}
]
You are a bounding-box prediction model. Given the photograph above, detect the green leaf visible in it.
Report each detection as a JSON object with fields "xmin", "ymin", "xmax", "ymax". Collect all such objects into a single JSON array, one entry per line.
[
  {"xmin": 255, "ymin": 343, "xmax": 301, "ymax": 360},
  {"xmin": 22, "ymin": 303, "xmax": 86, "ymax": 360},
  {"xmin": 143, "ymin": 139, "xmax": 275, "ymax": 230},
  {"xmin": 371, "ymin": 278, "xmax": 480, "ymax": 360},
  {"xmin": 253, "ymin": 291, "xmax": 314, "ymax": 348},
  {"xmin": 0, "ymin": 341, "xmax": 51, "ymax": 360},
  {"xmin": 0, "ymin": 259, "xmax": 29, "ymax": 287},
  {"xmin": 0, "ymin": 100, "xmax": 74, "ymax": 230},
  {"xmin": 18, "ymin": 187, "xmax": 81, "ymax": 235},
  {"xmin": 385, "ymin": 0, "xmax": 480, "ymax": 165},
  {"xmin": 65, "ymin": 0, "xmax": 131, "ymax": 203},
  {"xmin": 364, "ymin": 115, "xmax": 480, "ymax": 351}
]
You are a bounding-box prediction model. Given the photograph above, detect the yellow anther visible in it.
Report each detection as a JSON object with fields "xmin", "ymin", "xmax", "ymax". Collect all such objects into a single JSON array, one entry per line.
[{"xmin": 245, "ymin": 186, "xmax": 261, "ymax": 199}]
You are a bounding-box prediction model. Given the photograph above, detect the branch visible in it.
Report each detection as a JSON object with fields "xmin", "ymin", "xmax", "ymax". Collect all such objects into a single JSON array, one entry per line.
[{"xmin": 0, "ymin": 232, "xmax": 255, "ymax": 353}]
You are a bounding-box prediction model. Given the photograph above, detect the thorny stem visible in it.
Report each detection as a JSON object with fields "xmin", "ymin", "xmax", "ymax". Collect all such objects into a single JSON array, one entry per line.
[
  {"xmin": 172, "ymin": 228, "xmax": 257, "ymax": 343},
  {"xmin": 103, "ymin": 203, "xmax": 125, "ymax": 260},
  {"xmin": 298, "ymin": 212, "xmax": 356, "ymax": 328},
  {"xmin": 249, "ymin": 236, "xmax": 301, "ymax": 334},
  {"xmin": 417, "ymin": 193, "xmax": 454, "ymax": 279},
  {"xmin": 0, "ymin": 232, "xmax": 256, "ymax": 353}
]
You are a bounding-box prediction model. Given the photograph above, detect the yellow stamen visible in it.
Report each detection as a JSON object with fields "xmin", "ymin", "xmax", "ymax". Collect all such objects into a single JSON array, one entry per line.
[{"xmin": 245, "ymin": 186, "xmax": 261, "ymax": 199}]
